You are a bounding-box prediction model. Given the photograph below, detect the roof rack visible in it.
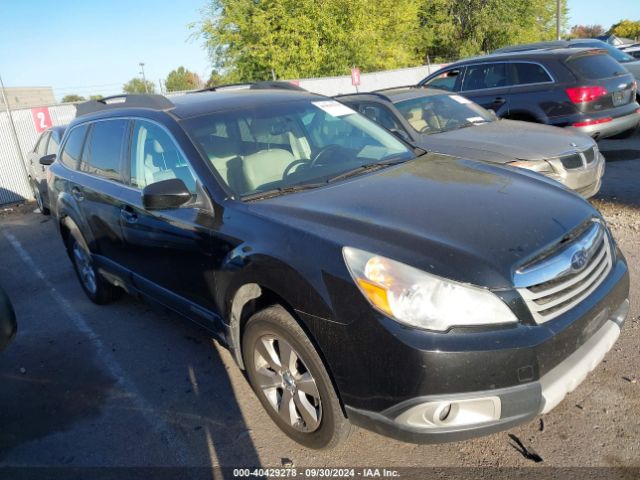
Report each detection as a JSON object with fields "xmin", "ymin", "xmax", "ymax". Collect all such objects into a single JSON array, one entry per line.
[
  {"xmin": 374, "ymin": 85, "xmax": 420, "ymax": 93},
  {"xmin": 334, "ymin": 91, "xmax": 393, "ymax": 101},
  {"xmin": 189, "ymin": 80, "xmax": 306, "ymax": 94},
  {"xmin": 75, "ymin": 94, "xmax": 175, "ymax": 117}
]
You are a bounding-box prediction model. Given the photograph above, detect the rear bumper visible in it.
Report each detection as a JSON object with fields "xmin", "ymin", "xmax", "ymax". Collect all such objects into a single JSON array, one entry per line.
[
  {"xmin": 346, "ymin": 299, "xmax": 629, "ymax": 444},
  {"xmin": 567, "ymin": 111, "xmax": 640, "ymax": 140}
]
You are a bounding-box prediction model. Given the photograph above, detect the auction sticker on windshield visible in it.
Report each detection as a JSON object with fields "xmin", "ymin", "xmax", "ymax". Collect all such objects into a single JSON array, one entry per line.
[{"xmin": 313, "ymin": 100, "xmax": 356, "ymax": 117}]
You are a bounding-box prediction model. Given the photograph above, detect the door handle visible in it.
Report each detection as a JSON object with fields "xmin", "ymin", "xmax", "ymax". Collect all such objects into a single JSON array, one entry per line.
[
  {"xmin": 71, "ymin": 186, "xmax": 84, "ymax": 201},
  {"xmin": 120, "ymin": 205, "xmax": 138, "ymax": 224},
  {"xmin": 493, "ymin": 97, "xmax": 506, "ymax": 105}
]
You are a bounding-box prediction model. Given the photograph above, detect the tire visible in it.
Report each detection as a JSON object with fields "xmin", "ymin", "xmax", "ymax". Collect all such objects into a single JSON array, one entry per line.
[
  {"xmin": 242, "ymin": 305, "xmax": 350, "ymax": 449},
  {"xmin": 32, "ymin": 183, "xmax": 50, "ymax": 215},
  {"xmin": 68, "ymin": 235, "xmax": 122, "ymax": 305}
]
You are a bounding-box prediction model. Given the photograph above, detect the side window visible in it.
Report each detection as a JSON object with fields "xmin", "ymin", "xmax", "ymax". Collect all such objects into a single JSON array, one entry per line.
[
  {"xmin": 60, "ymin": 125, "xmax": 89, "ymax": 170},
  {"xmin": 80, "ymin": 119, "xmax": 128, "ymax": 181},
  {"xmin": 130, "ymin": 120, "xmax": 198, "ymax": 195},
  {"xmin": 357, "ymin": 103, "xmax": 404, "ymax": 131},
  {"xmin": 35, "ymin": 132, "xmax": 50, "ymax": 156},
  {"xmin": 509, "ymin": 63, "xmax": 552, "ymax": 85},
  {"xmin": 423, "ymin": 69, "xmax": 463, "ymax": 92},
  {"xmin": 46, "ymin": 132, "xmax": 60, "ymax": 156},
  {"xmin": 462, "ymin": 63, "xmax": 507, "ymax": 91}
]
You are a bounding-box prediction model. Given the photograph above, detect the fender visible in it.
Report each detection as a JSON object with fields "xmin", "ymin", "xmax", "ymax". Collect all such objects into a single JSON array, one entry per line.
[{"xmin": 56, "ymin": 191, "xmax": 95, "ymax": 252}]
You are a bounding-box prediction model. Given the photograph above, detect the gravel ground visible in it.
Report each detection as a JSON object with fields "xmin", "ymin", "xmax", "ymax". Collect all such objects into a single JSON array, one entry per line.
[{"xmin": 0, "ymin": 132, "xmax": 638, "ymax": 478}]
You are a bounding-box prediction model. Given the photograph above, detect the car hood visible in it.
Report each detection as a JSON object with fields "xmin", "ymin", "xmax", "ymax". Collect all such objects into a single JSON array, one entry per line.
[
  {"xmin": 249, "ymin": 154, "xmax": 598, "ymax": 289},
  {"xmin": 416, "ymin": 120, "xmax": 595, "ymax": 163}
]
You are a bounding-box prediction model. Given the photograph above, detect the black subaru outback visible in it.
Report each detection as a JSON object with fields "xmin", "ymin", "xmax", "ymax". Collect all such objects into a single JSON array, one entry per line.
[{"xmin": 43, "ymin": 87, "xmax": 629, "ymax": 449}]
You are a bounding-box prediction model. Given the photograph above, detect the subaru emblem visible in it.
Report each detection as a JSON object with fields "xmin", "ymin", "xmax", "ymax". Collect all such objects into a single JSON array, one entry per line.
[
  {"xmin": 569, "ymin": 142, "xmax": 578, "ymax": 147},
  {"xmin": 571, "ymin": 249, "xmax": 589, "ymax": 271}
]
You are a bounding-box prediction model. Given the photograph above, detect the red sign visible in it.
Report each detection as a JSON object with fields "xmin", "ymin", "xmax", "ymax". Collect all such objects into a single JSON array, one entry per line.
[
  {"xmin": 351, "ymin": 67, "xmax": 361, "ymax": 86},
  {"xmin": 31, "ymin": 107, "xmax": 52, "ymax": 133}
]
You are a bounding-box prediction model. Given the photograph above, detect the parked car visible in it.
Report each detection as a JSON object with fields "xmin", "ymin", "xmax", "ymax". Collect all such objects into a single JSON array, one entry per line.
[
  {"xmin": 47, "ymin": 91, "xmax": 629, "ymax": 449},
  {"xmin": 0, "ymin": 286, "xmax": 17, "ymax": 352},
  {"xmin": 621, "ymin": 45, "xmax": 640, "ymax": 60},
  {"xmin": 27, "ymin": 125, "xmax": 66, "ymax": 214},
  {"xmin": 419, "ymin": 48, "xmax": 640, "ymax": 140},
  {"xmin": 336, "ymin": 87, "xmax": 605, "ymax": 198}
]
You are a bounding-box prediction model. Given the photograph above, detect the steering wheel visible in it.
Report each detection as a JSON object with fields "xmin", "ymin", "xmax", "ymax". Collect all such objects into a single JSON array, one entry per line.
[
  {"xmin": 282, "ymin": 159, "xmax": 308, "ymax": 179},
  {"xmin": 310, "ymin": 144, "xmax": 345, "ymax": 167}
]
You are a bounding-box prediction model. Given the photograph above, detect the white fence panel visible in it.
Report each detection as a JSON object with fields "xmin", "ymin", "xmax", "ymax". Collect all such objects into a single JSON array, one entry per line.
[{"xmin": 0, "ymin": 104, "xmax": 75, "ymax": 205}]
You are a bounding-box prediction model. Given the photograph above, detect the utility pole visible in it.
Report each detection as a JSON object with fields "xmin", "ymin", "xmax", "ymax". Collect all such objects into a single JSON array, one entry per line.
[
  {"xmin": 0, "ymin": 74, "xmax": 31, "ymax": 198},
  {"xmin": 139, "ymin": 62, "xmax": 148, "ymax": 93},
  {"xmin": 556, "ymin": 0, "xmax": 561, "ymax": 40},
  {"xmin": 158, "ymin": 79, "xmax": 163, "ymax": 94}
]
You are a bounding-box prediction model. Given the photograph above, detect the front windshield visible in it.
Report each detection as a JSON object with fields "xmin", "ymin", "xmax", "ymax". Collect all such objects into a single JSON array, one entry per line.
[
  {"xmin": 395, "ymin": 94, "xmax": 494, "ymax": 135},
  {"xmin": 181, "ymin": 99, "xmax": 413, "ymax": 198},
  {"xmin": 577, "ymin": 41, "xmax": 635, "ymax": 63}
]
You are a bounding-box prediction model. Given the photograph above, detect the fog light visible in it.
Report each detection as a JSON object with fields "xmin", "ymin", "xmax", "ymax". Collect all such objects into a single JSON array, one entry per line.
[{"xmin": 395, "ymin": 396, "xmax": 501, "ymax": 429}]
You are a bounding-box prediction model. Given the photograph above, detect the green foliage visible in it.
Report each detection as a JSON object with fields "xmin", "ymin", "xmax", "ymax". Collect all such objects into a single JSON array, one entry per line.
[
  {"xmin": 419, "ymin": 0, "xmax": 568, "ymax": 61},
  {"xmin": 165, "ymin": 66, "xmax": 202, "ymax": 92},
  {"xmin": 61, "ymin": 94, "xmax": 85, "ymax": 103},
  {"xmin": 194, "ymin": 0, "xmax": 422, "ymax": 81},
  {"xmin": 89, "ymin": 94, "xmax": 104, "ymax": 100},
  {"xmin": 609, "ymin": 19, "xmax": 640, "ymax": 40},
  {"xmin": 193, "ymin": 0, "xmax": 567, "ymax": 80},
  {"xmin": 568, "ymin": 24, "xmax": 605, "ymax": 39},
  {"xmin": 122, "ymin": 78, "xmax": 156, "ymax": 94}
]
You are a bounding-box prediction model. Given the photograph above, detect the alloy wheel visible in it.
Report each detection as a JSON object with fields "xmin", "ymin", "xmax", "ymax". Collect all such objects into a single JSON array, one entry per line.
[
  {"xmin": 253, "ymin": 335, "xmax": 322, "ymax": 432},
  {"xmin": 72, "ymin": 241, "xmax": 97, "ymax": 295}
]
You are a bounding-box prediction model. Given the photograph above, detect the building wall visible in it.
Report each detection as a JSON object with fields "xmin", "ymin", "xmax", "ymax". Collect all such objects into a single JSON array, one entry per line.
[{"xmin": 0, "ymin": 87, "xmax": 56, "ymax": 110}]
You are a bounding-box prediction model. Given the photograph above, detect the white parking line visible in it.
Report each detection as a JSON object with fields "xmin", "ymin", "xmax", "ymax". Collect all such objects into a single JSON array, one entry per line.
[{"xmin": 2, "ymin": 229, "xmax": 192, "ymax": 465}]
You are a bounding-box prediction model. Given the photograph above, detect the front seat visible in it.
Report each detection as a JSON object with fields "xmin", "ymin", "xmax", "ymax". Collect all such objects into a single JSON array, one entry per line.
[
  {"xmin": 406, "ymin": 108, "xmax": 428, "ymax": 132},
  {"xmin": 234, "ymin": 149, "xmax": 296, "ymax": 193}
]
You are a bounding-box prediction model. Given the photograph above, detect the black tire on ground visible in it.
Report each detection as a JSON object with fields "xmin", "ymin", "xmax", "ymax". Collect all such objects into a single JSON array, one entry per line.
[
  {"xmin": 607, "ymin": 125, "xmax": 638, "ymax": 140},
  {"xmin": 242, "ymin": 305, "xmax": 351, "ymax": 449},
  {"xmin": 68, "ymin": 235, "xmax": 122, "ymax": 305},
  {"xmin": 32, "ymin": 183, "xmax": 50, "ymax": 215}
]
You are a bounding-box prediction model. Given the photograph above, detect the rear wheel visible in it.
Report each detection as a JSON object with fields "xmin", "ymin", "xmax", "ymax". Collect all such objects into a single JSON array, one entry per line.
[
  {"xmin": 242, "ymin": 305, "xmax": 350, "ymax": 449},
  {"xmin": 31, "ymin": 183, "xmax": 49, "ymax": 215},
  {"xmin": 69, "ymin": 236, "xmax": 122, "ymax": 304}
]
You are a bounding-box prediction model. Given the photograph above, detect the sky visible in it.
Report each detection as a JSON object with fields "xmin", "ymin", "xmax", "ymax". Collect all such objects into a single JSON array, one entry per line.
[{"xmin": 0, "ymin": 0, "xmax": 637, "ymax": 101}]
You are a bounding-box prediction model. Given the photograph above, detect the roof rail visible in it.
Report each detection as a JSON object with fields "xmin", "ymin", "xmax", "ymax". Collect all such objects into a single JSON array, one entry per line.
[
  {"xmin": 374, "ymin": 85, "xmax": 420, "ymax": 93},
  {"xmin": 75, "ymin": 94, "xmax": 175, "ymax": 117},
  {"xmin": 189, "ymin": 80, "xmax": 306, "ymax": 94},
  {"xmin": 334, "ymin": 91, "xmax": 392, "ymax": 101}
]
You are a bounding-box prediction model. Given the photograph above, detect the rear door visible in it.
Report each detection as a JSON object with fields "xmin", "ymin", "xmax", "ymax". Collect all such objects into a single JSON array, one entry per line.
[
  {"xmin": 459, "ymin": 62, "xmax": 511, "ymax": 115},
  {"xmin": 28, "ymin": 131, "xmax": 50, "ymax": 185},
  {"xmin": 75, "ymin": 119, "xmax": 129, "ymax": 261},
  {"xmin": 117, "ymin": 119, "xmax": 218, "ymax": 320}
]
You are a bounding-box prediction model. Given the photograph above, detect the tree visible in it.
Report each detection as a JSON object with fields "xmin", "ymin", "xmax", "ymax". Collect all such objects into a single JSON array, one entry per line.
[
  {"xmin": 417, "ymin": 0, "xmax": 568, "ymax": 61},
  {"xmin": 89, "ymin": 94, "xmax": 104, "ymax": 100},
  {"xmin": 61, "ymin": 94, "xmax": 85, "ymax": 103},
  {"xmin": 193, "ymin": 0, "xmax": 423, "ymax": 81},
  {"xmin": 205, "ymin": 69, "xmax": 225, "ymax": 88},
  {"xmin": 608, "ymin": 19, "xmax": 640, "ymax": 40},
  {"xmin": 165, "ymin": 66, "xmax": 202, "ymax": 92},
  {"xmin": 568, "ymin": 24, "xmax": 605, "ymax": 39},
  {"xmin": 123, "ymin": 78, "xmax": 156, "ymax": 94}
]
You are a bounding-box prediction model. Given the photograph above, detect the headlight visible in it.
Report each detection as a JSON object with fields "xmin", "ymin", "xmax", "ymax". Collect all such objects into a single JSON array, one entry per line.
[
  {"xmin": 508, "ymin": 160, "xmax": 556, "ymax": 176},
  {"xmin": 343, "ymin": 247, "xmax": 518, "ymax": 332}
]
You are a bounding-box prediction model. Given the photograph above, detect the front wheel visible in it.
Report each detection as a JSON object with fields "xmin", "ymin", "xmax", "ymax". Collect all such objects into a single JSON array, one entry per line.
[
  {"xmin": 242, "ymin": 305, "xmax": 350, "ymax": 449},
  {"xmin": 69, "ymin": 236, "xmax": 122, "ymax": 305}
]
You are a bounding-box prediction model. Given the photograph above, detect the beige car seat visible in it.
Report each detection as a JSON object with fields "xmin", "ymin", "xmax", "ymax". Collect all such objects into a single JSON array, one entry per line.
[
  {"xmin": 406, "ymin": 108, "xmax": 428, "ymax": 132},
  {"xmin": 231, "ymin": 149, "xmax": 296, "ymax": 193}
]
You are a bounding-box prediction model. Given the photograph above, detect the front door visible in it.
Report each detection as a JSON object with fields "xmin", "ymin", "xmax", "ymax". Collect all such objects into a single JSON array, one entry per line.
[{"xmin": 117, "ymin": 119, "xmax": 219, "ymax": 323}]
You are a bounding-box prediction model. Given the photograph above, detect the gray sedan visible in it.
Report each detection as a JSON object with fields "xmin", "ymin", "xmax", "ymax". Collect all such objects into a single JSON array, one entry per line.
[{"xmin": 337, "ymin": 87, "xmax": 605, "ymax": 198}]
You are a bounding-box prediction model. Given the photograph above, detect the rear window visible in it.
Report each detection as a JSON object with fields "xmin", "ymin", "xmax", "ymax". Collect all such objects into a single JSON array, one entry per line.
[
  {"xmin": 60, "ymin": 125, "xmax": 88, "ymax": 170},
  {"xmin": 509, "ymin": 63, "xmax": 552, "ymax": 85},
  {"xmin": 81, "ymin": 120, "xmax": 128, "ymax": 181},
  {"xmin": 567, "ymin": 54, "xmax": 626, "ymax": 79}
]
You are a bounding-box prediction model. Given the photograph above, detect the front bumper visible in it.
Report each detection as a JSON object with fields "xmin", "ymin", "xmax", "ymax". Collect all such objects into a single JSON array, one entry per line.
[{"xmin": 345, "ymin": 299, "xmax": 629, "ymax": 444}]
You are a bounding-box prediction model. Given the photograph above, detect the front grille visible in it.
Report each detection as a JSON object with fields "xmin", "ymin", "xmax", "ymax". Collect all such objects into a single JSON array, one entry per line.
[
  {"xmin": 558, "ymin": 147, "xmax": 597, "ymax": 170},
  {"xmin": 515, "ymin": 220, "xmax": 612, "ymax": 324}
]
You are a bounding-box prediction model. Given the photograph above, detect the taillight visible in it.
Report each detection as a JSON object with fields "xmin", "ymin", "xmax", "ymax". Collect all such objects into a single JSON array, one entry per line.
[
  {"xmin": 566, "ymin": 86, "xmax": 608, "ymax": 103},
  {"xmin": 573, "ymin": 117, "xmax": 612, "ymax": 127}
]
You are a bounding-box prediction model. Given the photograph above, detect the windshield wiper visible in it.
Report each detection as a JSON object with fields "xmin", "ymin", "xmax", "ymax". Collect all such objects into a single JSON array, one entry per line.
[
  {"xmin": 241, "ymin": 182, "xmax": 325, "ymax": 201},
  {"xmin": 326, "ymin": 156, "xmax": 409, "ymax": 183}
]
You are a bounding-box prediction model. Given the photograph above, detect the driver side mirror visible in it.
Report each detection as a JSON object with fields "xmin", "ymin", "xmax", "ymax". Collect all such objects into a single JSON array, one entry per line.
[
  {"xmin": 142, "ymin": 178, "xmax": 192, "ymax": 210},
  {"xmin": 39, "ymin": 154, "xmax": 56, "ymax": 166},
  {"xmin": 487, "ymin": 109, "xmax": 498, "ymax": 121}
]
